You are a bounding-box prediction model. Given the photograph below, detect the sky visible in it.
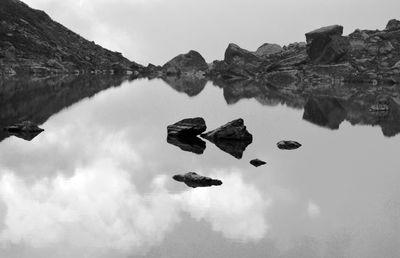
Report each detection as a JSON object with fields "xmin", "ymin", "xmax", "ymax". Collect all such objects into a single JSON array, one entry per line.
[{"xmin": 21, "ymin": 0, "xmax": 400, "ymax": 66}]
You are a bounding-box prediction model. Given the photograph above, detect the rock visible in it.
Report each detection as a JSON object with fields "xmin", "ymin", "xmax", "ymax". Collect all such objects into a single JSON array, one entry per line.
[
  {"xmin": 277, "ymin": 140, "xmax": 302, "ymax": 150},
  {"xmin": 224, "ymin": 43, "xmax": 261, "ymax": 64},
  {"xmin": 4, "ymin": 121, "xmax": 44, "ymax": 141},
  {"xmin": 172, "ymin": 172, "xmax": 222, "ymax": 188},
  {"xmin": 254, "ymin": 43, "xmax": 283, "ymax": 57},
  {"xmin": 167, "ymin": 117, "xmax": 206, "ymax": 137},
  {"xmin": 162, "ymin": 50, "xmax": 208, "ymax": 75},
  {"xmin": 250, "ymin": 159, "xmax": 267, "ymax": 167},
  {"xmin": 386, "ymin": 19, "xmax": 400, "ymax": 31},
  {"xmin": 305, "ymin": 25, "xmax": 344, "ymax": 43},
  {"xmin": 167, "ymin": 135, "xmax": 206, "ymax": 154},
  {"xmin": 162, "ymin": 75, "xmax": 207, "ymax": 97},
  {"xmin": 201, "ymin": 119, "xmax": 253, "ymax": 159},
  {"xmin": 201, "ymin": 118, "xmax": 253, "ymax": 142}
]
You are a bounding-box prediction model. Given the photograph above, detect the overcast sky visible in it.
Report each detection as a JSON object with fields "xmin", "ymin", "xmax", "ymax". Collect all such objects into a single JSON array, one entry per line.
[{"xmin": 23, "ymin": 0, "xmax": 400, "ymax": 65}]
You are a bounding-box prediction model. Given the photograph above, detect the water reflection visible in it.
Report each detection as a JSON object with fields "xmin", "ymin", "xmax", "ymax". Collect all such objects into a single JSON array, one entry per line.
[{"xmin": 0, "ymin": 76, "xmax": 399, "ymax": 257}]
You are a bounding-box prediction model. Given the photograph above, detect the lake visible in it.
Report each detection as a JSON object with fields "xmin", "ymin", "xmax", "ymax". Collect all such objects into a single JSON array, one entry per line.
[{"xmin": 0, "ymin": 75, "xmax": 399, "ymax": 258}]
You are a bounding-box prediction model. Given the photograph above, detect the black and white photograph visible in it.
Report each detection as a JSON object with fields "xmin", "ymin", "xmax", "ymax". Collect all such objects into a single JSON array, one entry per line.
[{"xmin": 1, "ymin": 0, "xmax": 400, "ymax": 257}]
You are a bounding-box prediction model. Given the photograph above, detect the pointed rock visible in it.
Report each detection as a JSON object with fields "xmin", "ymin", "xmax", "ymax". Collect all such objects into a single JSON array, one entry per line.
[{"xmin": 167, "ymin": 117, "xmax": 206, "ymax": 137}]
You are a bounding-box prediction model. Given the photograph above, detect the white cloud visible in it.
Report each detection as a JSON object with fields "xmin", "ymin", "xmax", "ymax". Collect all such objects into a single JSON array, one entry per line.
[{"xmin": 307, "ymin": 200, "xmax": 321, "ymax": 219}]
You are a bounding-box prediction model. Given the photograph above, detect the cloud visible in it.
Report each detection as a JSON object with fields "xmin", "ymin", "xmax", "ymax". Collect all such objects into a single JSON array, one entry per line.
[{"xmin": 307, "ymin": 200, "xmax": 321, "ymax": 219}]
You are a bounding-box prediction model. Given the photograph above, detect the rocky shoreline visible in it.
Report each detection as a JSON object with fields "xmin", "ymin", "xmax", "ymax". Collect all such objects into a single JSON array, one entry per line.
[{"xmin": 144, "ymin": 19, "xmax": 400, "ymax": 86}]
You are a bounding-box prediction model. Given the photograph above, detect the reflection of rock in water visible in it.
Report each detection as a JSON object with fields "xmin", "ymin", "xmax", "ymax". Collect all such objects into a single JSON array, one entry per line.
[
  {"xmin": 0, "ymin": 75, "xmax": 128, "ymax": 142},
  {"xmin": 4, "ymin": 121, "xmax": 44, "ymax": 141},
  {"xmin": 277, "ymin": 140, "xmax": 302, "ymax": 150},
  {"xmin": 173, "ymin": 172, "xmax": 222, "ymax": 188},
  {"xmin": 303, "ymin": 97, "xmax": 347, "ymax": 129},
  {"xmin": 201, "ymin": 119, "xmax": 253, "ymax": 159},
  {"xmin": 167, "ymin": 135, "xmax": 206, "ymax": 155},
  {"xmin": 162, "ymin": 75, "xmax": 207, "ymax": 97},
  {"xmin": 250, "ymin": 159, "xmax": 267, "ymax": 167}
]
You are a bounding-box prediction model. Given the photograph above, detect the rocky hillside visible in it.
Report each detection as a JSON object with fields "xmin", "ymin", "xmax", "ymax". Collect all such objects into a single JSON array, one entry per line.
[{"xmin": 0, "ymin": 0, "xmax": 142, "ymax": 76}]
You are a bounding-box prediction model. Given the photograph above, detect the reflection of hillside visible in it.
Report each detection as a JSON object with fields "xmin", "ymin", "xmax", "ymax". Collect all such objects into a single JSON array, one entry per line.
[
  {"xmin": 0, "ymin": 75, "xmax": 128, "ymax": 142},
  {"xmin": 209, "ymin": 78, "xmax": 400, "ymax": 137}
]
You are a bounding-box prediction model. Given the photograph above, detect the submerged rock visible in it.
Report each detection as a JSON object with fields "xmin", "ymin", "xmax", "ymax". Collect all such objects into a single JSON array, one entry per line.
[
  {"xmin": 4, "ymin": 121, "xmax": 44, "ymax": 141},
  {"xmin": 250, "ymin": 159, "xmax": 267, "ymax": 167},
  {"xmin": 277, "ymin": 140, "xmax": 302, "ymax": 150},
  {"xmin": 167, "ymin": 117, "xmax": 206, "ymax": 137},
  {"xmin": 172, "ymin": 172, "xmax": 222, "ymax": 188},
  {"xmin": 167, "ymin": 135, "xmax": 206, "ymax": 155},
  {"xmin": 201, "ymin": 119, "xmax": 253, "ymax": 159}
]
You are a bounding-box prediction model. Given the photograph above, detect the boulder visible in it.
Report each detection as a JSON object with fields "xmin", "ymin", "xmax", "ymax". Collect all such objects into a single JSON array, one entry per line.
[
  {"xmin": 172, "ymin": 172, "xmax": 222, "ymax": 188},
  {"xmin": 201, "ymin": 119, "xmax": 253, "ymax": 159},
  {"xmin": 305, "ymin": 25, "xmax": 344, "ymax": 43},
  {"xmin": 254, "ymin": 43, "xmax": 283, "ymax": 57},
  {"xmin": 201, "ymin": 118, "xmax": 253, "ymax": 142},
  {"xmin": 167, "ymin": 117, "xmax": 206, "ymax": 137},
  {"xmin": 386, "ymin": 19, "xmax": 400, "ymax": 31},
  {"xmin": 250, "ymin": 159, "xmax": 267, "ymax": 167},
  {"xmin": 162, "ymin": 50, "xmax": 208, "ymax": 75},
  {"xmin": 277, "ymin": 140, "xmax": 302, "ymax": 150},
  {"xmin": 224, "ymin": 43, "xmax": 261, "ymax": 65},
  {"xmin": 305, "ymin": 25, "xmax": 350, "ymax": 64}
]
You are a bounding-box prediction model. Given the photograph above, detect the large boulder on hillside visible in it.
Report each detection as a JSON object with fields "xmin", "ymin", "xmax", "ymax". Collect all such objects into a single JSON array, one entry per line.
[
  {"xmin": 163, "ymin": 50, "xmax": 208, "ymax": 75},
  {"xmin": 386, "ymin": 19, "xmax": 400, "ymax": 31},
  {"xmin": 254, "ymin": 43, "xmax": 283, "ymax": 57},
  {"xmin": 224, "ymin": 43, "xmax": 261, "ymax": 64},
  {"xmin": 305, "ymin": 25, "xmax": 350, "ymax": 64}
]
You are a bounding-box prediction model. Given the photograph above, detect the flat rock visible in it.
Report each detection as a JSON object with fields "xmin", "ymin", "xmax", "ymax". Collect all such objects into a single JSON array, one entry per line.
[
  {"xmin": 277, "ymin": 140, "xmax": 302, "ymax": 150},
  {"xmin": 250, "ymin": 159, "xmax": 267, "ymax": 167},
  {"xmin": 305, "ymin": 25, "xmax": 344, "ymax": 43},
  {"xmin": 167, "ymin": 117, "xmax": 206, "ymax": 137},
  {"xmin": 172, "ymin": 172, "xmax": 222, "ymax": 188}
]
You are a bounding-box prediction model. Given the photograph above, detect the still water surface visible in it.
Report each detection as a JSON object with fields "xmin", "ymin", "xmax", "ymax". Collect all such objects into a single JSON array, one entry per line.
[{"xmin": 0, "ymin": 77, "xmax": 399, "ymax": 258}]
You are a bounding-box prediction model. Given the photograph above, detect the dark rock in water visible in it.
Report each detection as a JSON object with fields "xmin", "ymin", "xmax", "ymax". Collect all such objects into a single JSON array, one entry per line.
[
  {"xmin": 305, "ymin": 25, "xmax": 350, "ymax": 64},
  {"xmin": 162, "ymin": 75, "xmax": 207, "ymax": 97},
  {"xmin": 250, "ymin": 159, "xmax": 267, "ymax": 167},
  {"xmin": 172, "ymin": 172, "xmax": 222, "ymax": 188},
  {"xmin": 162, "ymin": 50, "xmax": 208, "ymax": 75},
  {"xmin": 277, "ymin": 140, "xmax": 302, "ymax": 150},
  {"xmin": 386, "ymin": 19, "xmax": 400, "ymax": 31},
  {"xmin": 303, "ymin": 97, "xmax": 347, "ymax": 129},
  {"xmin": 4, "ymin": 121, "xmax": 44, "ymax": 141},
  {"xmin": 201, "ymin": 119, "xmax": 253, "ymax": 159},
  {"xmin": 201, "ymin": 118, "xmax": 253, "ymax": 142},
  {"xmin": 167, "ymin": 135, "xmax": 206, "ymax": 155},
  {"xmin": 167, "ymin": 117, "xmax": 206, "ymax": 137}
]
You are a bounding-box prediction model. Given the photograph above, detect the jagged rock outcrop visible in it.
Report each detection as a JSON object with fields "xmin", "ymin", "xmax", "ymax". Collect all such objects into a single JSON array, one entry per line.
[
  {"xmin": 0, "ymin": 0, "xmax": 142, "ymax": 76},
  {"xmin": 172, "ymin": 172, "xmax": 222, "ymax": 188}
]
